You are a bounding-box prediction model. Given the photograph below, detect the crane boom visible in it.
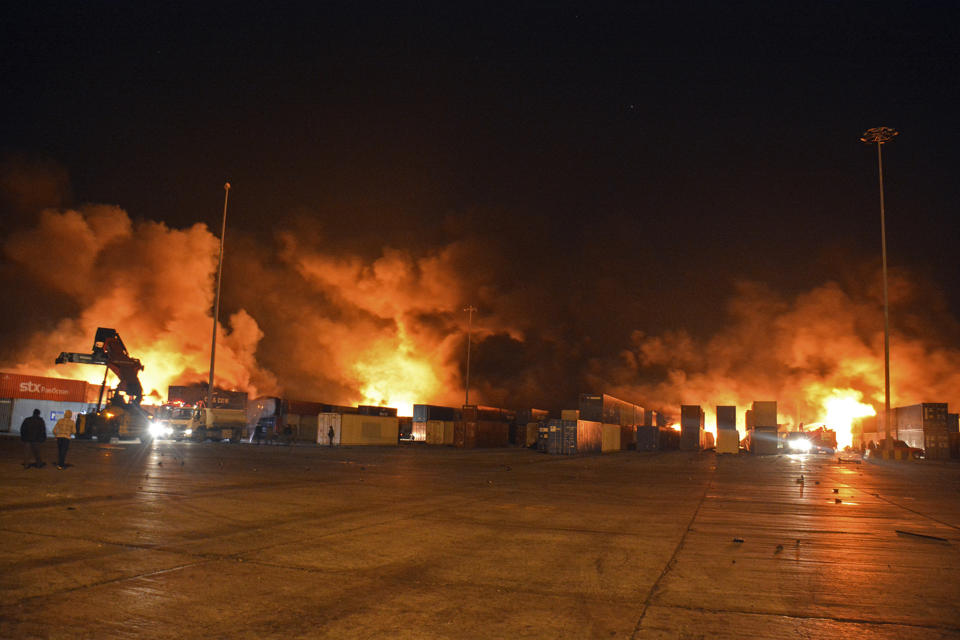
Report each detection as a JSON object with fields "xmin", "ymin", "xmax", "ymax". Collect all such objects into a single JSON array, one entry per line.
[{"xmin": 55, "ymin": 327, "xmax": 144, "ymax": 405}]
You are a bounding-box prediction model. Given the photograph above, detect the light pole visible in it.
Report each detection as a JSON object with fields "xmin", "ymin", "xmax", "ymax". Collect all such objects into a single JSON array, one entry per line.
[
  {"xmin": 463, "ymin": 305, "xmax": 477, "ymax": 406},
  {"xmin": 860, "ymin": 126, "xmax": 898, "ymax": 452},
  {"xmin": 207, "ymin": 182, "xmax": 231, "ymax": 410}
]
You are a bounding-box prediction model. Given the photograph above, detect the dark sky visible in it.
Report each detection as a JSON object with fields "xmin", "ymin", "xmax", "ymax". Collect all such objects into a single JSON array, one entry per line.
[{"xmin": 2, "ymin": 2, "xmax": 959, "ymax": 395}]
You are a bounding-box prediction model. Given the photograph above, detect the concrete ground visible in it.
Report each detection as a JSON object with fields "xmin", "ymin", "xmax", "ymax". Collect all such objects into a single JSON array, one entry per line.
[{"xmin": 1, "ymin": 437, "xmax": 958, "ymax": 639}]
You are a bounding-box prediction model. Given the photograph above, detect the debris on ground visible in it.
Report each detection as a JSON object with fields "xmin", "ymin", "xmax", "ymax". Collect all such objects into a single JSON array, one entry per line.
[
  {"xmin": 833, "ymin": 488, "xmax": 839, "ymax": 493},
  {"xmin": 733, "ymin": 538, "xmax": 744, "ymax": 544},
  {"xmin": 774, "ymin": 544, "xmax": 783, "ymax": 554},
  {"xmin": 835, "ymin": 498, "xmax": 842, "ymax": 503},
  {"xmin": 895, "ymin": 530, "xmax": 950, "ymax": 544}
]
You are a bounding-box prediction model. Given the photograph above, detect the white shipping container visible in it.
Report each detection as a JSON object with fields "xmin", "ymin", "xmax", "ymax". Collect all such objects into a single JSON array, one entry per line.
[{"xmin": 317, "ymin": 413, "xmax": 342, "ymax": 446}]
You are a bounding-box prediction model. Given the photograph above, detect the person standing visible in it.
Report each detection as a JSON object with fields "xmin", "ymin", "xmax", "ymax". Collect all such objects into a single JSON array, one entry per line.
[
  {"xmin": 327, "ymin": 425, "xmax": 335, "ymax": 447},
  {"xmin": 20, "ymin": 409, "xmax": 47, "ymax": 469},
  {"xmin": 53, "ymin": 409, "xmax": 76, "ymax": 470}
]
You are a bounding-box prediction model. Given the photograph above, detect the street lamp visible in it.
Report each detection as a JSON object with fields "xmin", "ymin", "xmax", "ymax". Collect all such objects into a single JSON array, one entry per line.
[
  {"xmin": 463, "ymin": 305, "xmax": 477, "ymax": 405},
  {"xmin": 860, "ymin": 126, "xmax": 898, "ymax": 452},
  {"xmin": 207, "ymin": 182, "xmax": 231, "ymax": 410}
]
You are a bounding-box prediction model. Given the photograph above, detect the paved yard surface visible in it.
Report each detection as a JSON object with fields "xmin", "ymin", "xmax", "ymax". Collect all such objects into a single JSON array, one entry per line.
[{"xmin": 1, "ymin": 437, "xmax": 958, "ymax": 639}]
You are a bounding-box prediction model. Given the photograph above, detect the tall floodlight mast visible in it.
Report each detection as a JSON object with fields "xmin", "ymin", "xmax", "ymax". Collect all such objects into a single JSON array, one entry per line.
[{"xmin": 860, "ymin": 126, "xmax": 898, "ymax": 453}]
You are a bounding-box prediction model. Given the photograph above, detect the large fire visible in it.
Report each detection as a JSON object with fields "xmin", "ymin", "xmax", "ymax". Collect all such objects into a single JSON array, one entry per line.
[
  {"xmin": 817, "ymin": 388, "xmax": 876, "ymax": 449},
  {"xmin": 3, "ymin": 200, "xmax": 959, "ymax": 430}
]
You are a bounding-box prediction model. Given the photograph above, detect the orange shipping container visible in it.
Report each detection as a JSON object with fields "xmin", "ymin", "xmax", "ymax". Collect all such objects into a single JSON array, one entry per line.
[{"xmin": 0, "ymin": 372, "xmax": 87, "ymax": 403}]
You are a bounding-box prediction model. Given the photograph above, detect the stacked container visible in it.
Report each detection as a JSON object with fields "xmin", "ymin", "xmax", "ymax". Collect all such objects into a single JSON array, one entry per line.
[
  {"xmin": 715, "ymin": 405, "xmax": 739, "ymax": 454},
  {"xmin": 896, "ymin": 403, "xmax": 949, "ymax": 460},
  {"xmin": 680, "ymin": 405, "xmax": 704, "ymax": 451},
  {"xmin": 747, "ymin": 401, "xmax": 779, "ymax": 455}
]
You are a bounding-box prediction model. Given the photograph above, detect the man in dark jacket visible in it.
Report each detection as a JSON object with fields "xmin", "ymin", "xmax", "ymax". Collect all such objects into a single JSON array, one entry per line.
[{"xmin": 21, "ymin": 409, "xmax": 47, "ymax": 468}]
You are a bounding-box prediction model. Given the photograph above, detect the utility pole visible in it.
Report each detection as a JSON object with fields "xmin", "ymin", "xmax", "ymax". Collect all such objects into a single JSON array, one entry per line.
[
  {"xmin": 860, "ymin": 126, "xmax": 898, "ymax": 453},
  {"xmin": 463, "ymin": 305, "xmax": 477, "ymax": 405},
  {"xmin": 207, "ymin": 182, "xmax": 230, "ymax": 411}
]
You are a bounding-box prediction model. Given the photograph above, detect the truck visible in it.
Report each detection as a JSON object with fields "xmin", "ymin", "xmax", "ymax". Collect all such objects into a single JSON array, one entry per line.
[
  {"xmin": 55, "ymin": 328, "xmax": 152, "ymax": 443},
  {"xmin": 153, "ymin": 403, "xmax": 248, "ymax": 442}
]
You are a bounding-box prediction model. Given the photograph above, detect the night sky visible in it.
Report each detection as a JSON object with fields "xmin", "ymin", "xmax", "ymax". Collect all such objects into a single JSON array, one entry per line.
[{"xmin": 2, "ymin": 2, "xmax": 959, "ymax": 410}]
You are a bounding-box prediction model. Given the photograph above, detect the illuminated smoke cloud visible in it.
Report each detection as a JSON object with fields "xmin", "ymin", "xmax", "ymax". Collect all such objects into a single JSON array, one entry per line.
[
  {"xmin": 2, "ymin": 205, "xmax": 275, "ymax": 399},
  {"xmin": 601, "ymin": 277, "xmax": 960, "ymax": 444}
]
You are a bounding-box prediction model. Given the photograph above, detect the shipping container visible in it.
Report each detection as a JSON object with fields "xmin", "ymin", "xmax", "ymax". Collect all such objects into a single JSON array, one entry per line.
[
  {"xmin": 658, "ymin": 427, "xmax": 679, "ymax": 450},
  {"xmin": 750, "ymin": 401, "xmax": 778, "ymax": 428},
  {"xmin": 636, "ymin": 425, "xmax": 659, "ymax": 451},
  {"xmin": 579, "ymin": 393, "xmax": 644, "ymax": 426},
  {"xmin": 167, "ymin": 385, "xmax": 248, "ymax": 410},
  {"xmin": 749, "ymin": 426, "xmax": 779, "ymax": 455},
  {"xmin": 680, "ymin": 405, "xmax": 704, "ymax": 451},
  {"xmin": 561, "ymin": 409, "xmax": 580, "ymax": 421},
  {"xmin": 524, "ymin": 422, "xmax": 539, "ymax": 447},
  {"xmin": 537, "ymin": 424, "xmax": 549, "ymax": 452},
  {"xmin": 413, "ymin": 404, "xmax": 459, "ymax": 422},
  {"xmin": 398, "ymin": 416, "xmax": 413, "ymax": 440},
  {"xmin": 338, "ymin": 413, "xmax": 398, "ymax": 446},
  {"xmin": 561, "ymin": 422, "xmax": 577, "ymax": 454},
  {"xmin": 575, "ymin": 420, "xmax": 602, "ymax": 454},
  {"xmin": 950, "ymin": 432, "xmax": 960, "ymax": 459},
  {"xmin": 601, "ymin": 423, "xmax": 621, "ymax": 453},
  {"xmin": 454, "ymin": 420, "xmax": 509, "ymax": 448},
  {"xmin": 1, "ymin": 372, "xmax": 88, "ymax": 403},
  {"xmin": 317, "ymin": 413, "xmax": 341, "ymax": 446},
  {"xmin": 4, "ymin": 398, "xmax": 91, "ymax": 436},
  {"xmin": 411, "ymin": 420, "xmax": 427, "ymax": 442},
  {"xmin": 895, "ymin": 403, "xmax": 949, "ymax": 459},
  {"xmin": 546, "ymin": 420, "xmax": 564, "ymax": 455},
  {"xmin": 715, "ymin": 429, "xmax": 739, "ymax": 454},
  {"xmin": 948, "ymin": 413, "xmax": 958, "ymax": 433},
  {"xmin": 425, "ymin": 420, "xmax": 445, "ymax": 444},
  {"xmin": 716, "ymin": 405, "xmax": 736, "ymax": 431},
  {"xmin": 620, "ymin": 425, "xmax": 636, "ymax": 450},
  {"xmin": 461, "ymin": 405, "xmax": 512, "ymax": 422},
  {"xmin": 358, "ymin": 405, "xmax": 398, "ymax": 417}
]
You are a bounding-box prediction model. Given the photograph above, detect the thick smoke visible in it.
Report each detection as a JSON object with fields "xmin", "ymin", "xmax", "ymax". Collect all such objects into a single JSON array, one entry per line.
[
  {"xmin": 2, "ymin": 182, "xmax": 958, "ymax": 427},
  {"xmin": 2, "ymin": 205, "xmax": 274, "ymax": 399},
  {"xmin": 601, "ymin": 275, "xmax": 960, "ymax": 436}
]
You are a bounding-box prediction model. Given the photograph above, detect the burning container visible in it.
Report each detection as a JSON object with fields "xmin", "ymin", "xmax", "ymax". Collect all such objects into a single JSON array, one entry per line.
[
  {"xmin": 680, "ymin": 405, "xmax": 704, "ymax": 451},
  {"xmin": 636, "ymin": 425, "xmax": 659, "ymax": 451}
]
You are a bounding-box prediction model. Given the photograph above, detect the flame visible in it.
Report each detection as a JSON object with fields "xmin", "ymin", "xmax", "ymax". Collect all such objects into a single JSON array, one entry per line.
[
  {"xmin": 817, "ymin": 388, "xmax": 876, "ymax": 449},
  {"xmin": 353, "ymin": 322, "xmax": 442, "ymax": 417}
]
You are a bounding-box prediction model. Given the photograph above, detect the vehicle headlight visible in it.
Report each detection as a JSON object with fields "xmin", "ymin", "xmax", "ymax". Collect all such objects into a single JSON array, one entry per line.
[
  {"xmin": 789, "ymin": 437, "xmax": 812, "ymax": 452},
  {"xmin": 184, "ymin": 428, "xmax": 193, "ymax": 436},
  {"xmin": 149, "ymin": 421, "xmax": 172, "ymax": 438}
]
